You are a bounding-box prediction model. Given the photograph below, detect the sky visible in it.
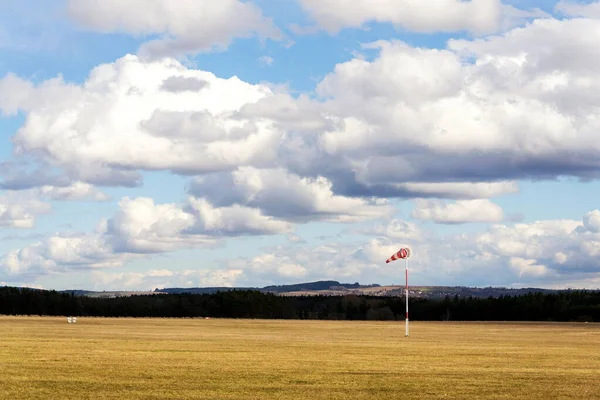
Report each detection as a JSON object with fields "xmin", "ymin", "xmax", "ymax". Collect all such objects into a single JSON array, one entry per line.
[{"xmin": 1, "ymin": 0, "xmax": 600, "ymax": 291}]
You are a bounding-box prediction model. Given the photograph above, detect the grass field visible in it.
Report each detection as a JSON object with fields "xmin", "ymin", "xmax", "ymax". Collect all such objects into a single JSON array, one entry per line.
[{"xmin": 1, "ymin": 317, "xmax": 599, "ymax": 399}]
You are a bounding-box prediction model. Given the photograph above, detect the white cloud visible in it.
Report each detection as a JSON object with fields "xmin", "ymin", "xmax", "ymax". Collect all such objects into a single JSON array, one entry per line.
[
  {"xmin": 105, "ymin": 197, "xmax": 214, "ymax": 254},
  {"xmin": 308, "ymin": 23, "xmax": 600, "ymax": 193},
  {"xmin": 0, "ymin": 55, "xmax": 279, "ymax": 185},
  {"xmin": 0, "ymin": 195, "xmax": 292, "ymax": 279},
  {"xmin": 411, "ymin": 199, "xmax": 505, "ymax": 224},
  {"xmin": 555, "ymin": 1, "xmax": 600, "ymax": 17},
  {"xmin": 91, "ymin": 268, "xmax": 245, "ymax": 291},
  {"xmin": 223, "ymin": 239, "xmax": 396, "ymax": 287},
  {"xmin": 258, "ymin": 56, "xmax": 274, "ymax": 66},
  {"xmin": 37, "ymin": 182, "xmax": 110, "ymax": 201},
  {"xmin": 185, "ymin": 196, "xmax": 294, "ymax": 236},
  {"xmin": 296, "ymin": 0, "xmax": 546, "ymax": 35},
  {"xmin": 359, "ymin": 219, "xmax": 426, "ymax": 242},
  {"xmin": 0, "ymin": 182, "xmax": 108, "ymax": 230},
  {"xmin": 0, "ymin": 191, "xmax": 51, "ymax": 228},
  {"xmin": 189, "ymin": 167, "xmax": 394, "ymax": 223},
  {"xmin": 1, "ymin": 232, "xmax": 123, "ymax": 278},
  {"xmin": 66, "ymin": 0, "xmax": 281, "ymax": 58},
  {"xmin": 103, "ymin": 196, "xmax": 292, "ymax": 255},
  {"xmin": 222, "ymin": 210, "xmax": 600, "ymax": 288},
  {"xmin": 583, "ymin": 210, "xmax": 600, "ymax": 233},
  {"xmin": 509, "ymin": 257, "xmax": 549, "ymax": 278},
  {"xmin": 0, "ymin": 73, "xmax": 33, "ymax": 116}
]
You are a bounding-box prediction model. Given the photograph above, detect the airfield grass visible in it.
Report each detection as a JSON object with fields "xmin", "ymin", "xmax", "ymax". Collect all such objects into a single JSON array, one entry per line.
[{"xmin": 0, "ymin": 317, "xmax": 599, "ymax": 399}]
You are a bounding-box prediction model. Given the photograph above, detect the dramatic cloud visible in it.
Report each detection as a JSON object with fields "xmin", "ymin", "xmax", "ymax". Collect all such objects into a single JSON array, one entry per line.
[
  {"xmin": 411, "ymin": 199, "xmax": 505, "ymax": 224},
  {"xmin": 66, "ymin": 0, "xmax": 281, "ymax": 58},
  {"xmin": 296, "ymin": 0, "xmax": 546, "ymax": 35}
]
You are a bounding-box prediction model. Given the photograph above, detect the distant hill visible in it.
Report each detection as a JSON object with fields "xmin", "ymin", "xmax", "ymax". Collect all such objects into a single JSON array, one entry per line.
[
  {"xmin": 59, "ymin": 290, "xmax": 156, "ymax": 298},
  {"xmin": 154, "ymin": 281, "xmax": 574, "ymax": 299},
  {"xmin": 157, "ymin": 287, "xmax": 253, "ymax": 295},
  {"xmin": 155, "ymin": 280, "xmax": 380, "ymax": 295},
  {"xmin": 51, "ymin": 280, "xmax": 595, "ymax": 299},
  {"xmin": 261, "ymin": 280, "xmax": 380, "ymax": 293}
]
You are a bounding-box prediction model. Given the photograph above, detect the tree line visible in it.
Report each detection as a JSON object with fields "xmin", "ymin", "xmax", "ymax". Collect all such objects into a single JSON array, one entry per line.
[{"xmin": 1, "ymin": 287, "xmax": 599, "ymax": 322}]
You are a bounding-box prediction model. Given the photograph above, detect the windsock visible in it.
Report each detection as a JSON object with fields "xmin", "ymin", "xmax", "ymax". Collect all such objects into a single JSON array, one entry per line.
[{"xmin": 386, "ymin": 248, "xmax": 410, "ymax": 263}]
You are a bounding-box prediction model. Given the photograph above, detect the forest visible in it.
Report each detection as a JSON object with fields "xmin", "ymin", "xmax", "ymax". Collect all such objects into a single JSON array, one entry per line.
[{"xmin": 1, "ymin": 287, "xmax": 599, "ymax": 322}]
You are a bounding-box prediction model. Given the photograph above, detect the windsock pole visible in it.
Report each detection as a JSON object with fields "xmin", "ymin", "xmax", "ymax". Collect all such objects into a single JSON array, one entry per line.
[
  {"xmin": 405, "ymin": 257, "xmax": 409, "ymax": 337},
  {"xmin": 385, "ymin": 247, "xmax": 411, "ymax": 337}
]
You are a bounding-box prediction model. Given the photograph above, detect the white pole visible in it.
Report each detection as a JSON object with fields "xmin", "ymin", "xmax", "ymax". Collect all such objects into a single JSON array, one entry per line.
[{"xmin": 405, "ymin": 257, "xmax": 409, "ymax": 337}]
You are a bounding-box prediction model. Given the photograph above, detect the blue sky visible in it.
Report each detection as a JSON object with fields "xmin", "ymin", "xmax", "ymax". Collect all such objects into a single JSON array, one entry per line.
[{"xmin": 1, "ymin": 0, "xmax": 600, "ymax": 291}]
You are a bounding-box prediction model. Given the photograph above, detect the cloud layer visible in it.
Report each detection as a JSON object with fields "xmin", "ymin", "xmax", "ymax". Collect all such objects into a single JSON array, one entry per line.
[{"xmin": 2, "ymin": 2, "xmax": 600, "ymax": 290}]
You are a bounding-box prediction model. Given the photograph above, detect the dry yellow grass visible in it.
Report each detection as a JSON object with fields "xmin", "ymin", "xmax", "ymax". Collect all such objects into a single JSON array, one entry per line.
[{"xmin": 0, "ymin": 317, "xmax": 599, "ymax": 399}]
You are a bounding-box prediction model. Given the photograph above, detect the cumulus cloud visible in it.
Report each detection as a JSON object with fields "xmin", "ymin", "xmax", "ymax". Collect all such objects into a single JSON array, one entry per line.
[
  {"xmin": 1, "ymin": 232, "xmax": 123, "ymax": 278},
  {"xmin": 0, "ymin": 182, "xmax": 108, "ymax": 230},
  {"xmin": 189, "ymin": 167, "xmax": 394, "ymax": 223},
  {"xmin": 222, "ymin": 210, "xmax": 600, "ymax": 288},
  {"xmin": 296, "ymin": 0, "xmax": 547, "ymax": 35},
  {"xmin": 0, "ymin": 192, "xmax": 52, "ymax": 229},
  {"xmin": 311, "ymin": 26, "xmax": 600, "ymax": 191},
  {"xmin": 104, "ymin": 196, "xmax": 293, "ymax": 254},
  {"xmin": 223, "ymin": 239, "xmax": 400, "ymax": 287},
  {"xmin": 6, "ymin": 17, "xmax": 600, "ymax": 200},
  {"xmin": 0, "ymin": 55, "xmax": 278, "ymax": 185},
  {"xmin": 411, "ymin": 199, "xmax": 505, "ymax": 224},
  {"xmin": 583, "ymin": 210, "xmax": 600, "ymax": 233},
  {"xmin": 66, "ymin": 0, "xmax": 281, "ymax": 58},
  {"xmin": 91, "ymin": 268, "xmax": 245, "ymax": 291},
  {"xmin": 0, "ymin": 195, "xmax": 292, "ymax": 279}
]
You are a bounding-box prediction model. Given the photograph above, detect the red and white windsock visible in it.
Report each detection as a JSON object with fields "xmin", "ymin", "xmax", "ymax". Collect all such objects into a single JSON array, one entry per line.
[
  {"xmin": 385, "ymin": 247, "xmax": 412, "ymax": 337},
  {"xmin": 386, "ymin": 248, "xmax": 411, "ymax": 263}
]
